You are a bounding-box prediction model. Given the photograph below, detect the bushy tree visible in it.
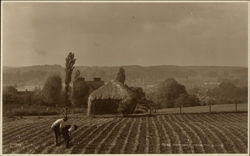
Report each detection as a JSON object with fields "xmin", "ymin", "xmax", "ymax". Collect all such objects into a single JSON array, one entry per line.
[
  {"xmin": 116, "ymin": 67, "xmax": 125, "ymax": 84},
  {"xmin": 64, "ymin": 52, "xmax": 76, "ymax": 107},
  {"xmin": 174, "ymin": 93, "xmax": 200, "ymax": 108},
  {"xmin": 32, "ymin": 86, "xmax": 44, "ymax": 105},
  {"xmin": 155, "ymin": 78, "xmax": 187, "ymax": 108},
  {"xmin": 3, "ymin": 86, "xmax": 17, "ymax": 94},
  {"xmin": 146, "ymin": 92, "xmax": 161, "ymax": 110},
  {"xmin": 3, "ymin": 86, "xmax": 18, "ymax": 104},
  {"xmin": 72, "ymin": 73, "xmax": 89, "ymax": 108},
  {"xmin": 207, "ymin": 81, "xmax": 247, "ymax": 104},
  {"xmin": 129, "ymin": 86, "xmax": 153, "ymax": 113},
  {"xmin": 129, "ymin": 86, "xmax": 145, "ymax": 101},
  {"xmin": 42, "ymin": 75, "xmax": 62, "ymax": 107}
]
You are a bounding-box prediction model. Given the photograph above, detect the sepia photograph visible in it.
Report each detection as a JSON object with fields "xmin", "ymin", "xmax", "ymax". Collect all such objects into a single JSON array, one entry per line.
[{"xmin": 1, "ymin": 0, "xmax": 248, "ymax": 154}]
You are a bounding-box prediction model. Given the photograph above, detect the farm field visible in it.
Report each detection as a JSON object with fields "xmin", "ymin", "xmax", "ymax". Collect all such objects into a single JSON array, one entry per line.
[{"xmin": 3, "ymin": 112, "xmax": 248, "ymax": 154}]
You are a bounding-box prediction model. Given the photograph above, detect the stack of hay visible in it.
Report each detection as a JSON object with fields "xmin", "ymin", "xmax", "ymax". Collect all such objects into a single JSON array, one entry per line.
[{"xmin": 87, "ymin": 80, "xmax": 137, "ymax": 116}]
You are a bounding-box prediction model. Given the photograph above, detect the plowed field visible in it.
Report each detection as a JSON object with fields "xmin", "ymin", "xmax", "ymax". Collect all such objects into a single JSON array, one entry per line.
[{"xmin": 3, "ymin": 113, "xmax": 248, "ymax": 154}]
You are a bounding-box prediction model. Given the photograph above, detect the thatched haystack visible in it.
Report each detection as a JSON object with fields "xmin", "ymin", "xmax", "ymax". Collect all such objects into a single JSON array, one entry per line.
[{"xmin": 87, "ymin": 80, "xmax": 137, "ymax": 116}]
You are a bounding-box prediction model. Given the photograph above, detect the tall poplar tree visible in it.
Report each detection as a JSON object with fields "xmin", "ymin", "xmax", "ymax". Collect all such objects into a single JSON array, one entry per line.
[{"xmin": 64, "ymin": 52, "xmax": 76, "ymax": 113}]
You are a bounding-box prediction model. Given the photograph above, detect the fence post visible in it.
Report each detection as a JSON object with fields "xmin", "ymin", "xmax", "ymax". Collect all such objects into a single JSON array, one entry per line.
[{"xmin": 235, "ymin": 103, "xmax": 238, "ymax": 112}]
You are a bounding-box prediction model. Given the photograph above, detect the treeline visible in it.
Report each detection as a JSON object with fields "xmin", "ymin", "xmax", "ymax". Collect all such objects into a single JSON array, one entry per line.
[
  {"xmin": 3, "ymin": 73, "xmax": 248, "ymax": 110},
  {"xmin": 2, "ymin": 66, "xmax": 147, "ymax": 113},
  {"xmin": 147, "ymin": 78, "xmax": 248, "ymax": 109},
  {"xmin": 207, "ymin": 82, "xmax": 247, "ymax": 104},
  {"xmin": 148, "ymin": 78, "xmax": 200, "ymax": 109}
]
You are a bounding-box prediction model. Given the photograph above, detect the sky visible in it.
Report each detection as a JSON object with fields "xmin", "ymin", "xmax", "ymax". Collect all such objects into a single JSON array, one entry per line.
[{"xmin": 2, "ymin": 2, "xmax": 248, "ymax": 67}]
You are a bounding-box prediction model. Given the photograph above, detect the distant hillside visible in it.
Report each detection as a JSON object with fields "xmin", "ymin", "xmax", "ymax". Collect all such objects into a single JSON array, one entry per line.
[{"xmin": 3, "ymin": 65, "xmax": 247, "ymax": 92}]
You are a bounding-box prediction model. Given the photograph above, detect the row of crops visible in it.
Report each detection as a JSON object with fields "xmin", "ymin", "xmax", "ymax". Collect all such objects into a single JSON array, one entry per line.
[{"xmin": 3, "ymin": 113, "xmax": 248, "ymax": 154}]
